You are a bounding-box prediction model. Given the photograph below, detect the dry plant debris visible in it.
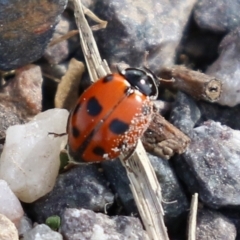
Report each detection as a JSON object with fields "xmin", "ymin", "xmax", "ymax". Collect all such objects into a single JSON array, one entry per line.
[
  {"xmin": 160, "ymin": 65, "xmax": 222, "ymax": 102},
  {"xmin": 54, "ymin": 58, "xmax": 85, "ymax": 111}
]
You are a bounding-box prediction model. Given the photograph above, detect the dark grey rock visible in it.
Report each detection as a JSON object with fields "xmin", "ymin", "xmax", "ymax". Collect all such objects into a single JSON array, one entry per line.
[
  {"xmin": 26, "ymin": 164, "xmax": 114, "ymax": 223},
  {"xmin": 61, "ymin": 208, "xmax": 149, "ymax": 240},
  {"xmin": 196, "ymin": 209, "xmax": 236, "ymax": 240},
  {"xmin": 92, "ymin": 0, "xmax": 196, "ymax": 73},
  {"xmin": 198, "ymin": 101, "xmax": 240, "ymax": 130},
  {"xmin": 0, "ymin": 0, "xmax": 67, "ymax": 70},
  {"xmin": 174, "ymin": 120, "xmax": 240, "ymax": 208},
  {"xmin": 101, "ymin": 159, "xmax": 138, "ymax": 215},
  {"xmin": 170, "ymin": 91, "xmax": 201, "ymax": 137},
  {"xmin": 171, "ymin": 91, "xmax": 240, "ymax": 132},
  {"xmin": 194, "ymin": 0, "xmax": 240, "ymax": 33},
  {"xmin": 220, "ymin": 209, "xmax": 240, "ymax": 239},
  {"xmin": 148, "ymin": 154, "xmax": 189, "ymax": 236}
]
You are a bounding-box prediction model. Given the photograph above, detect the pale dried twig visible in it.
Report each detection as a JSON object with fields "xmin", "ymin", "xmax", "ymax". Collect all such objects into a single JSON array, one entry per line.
[
  {"xmin": 73, "ymin": 0, "xmax": 110, "ymax": 82},
  {"xmin": 188, "ymin": 193, "xmax": 198, "ymax": 240},
  {"xmin": 120, "ymin": 141, "xmax": 169, "ymax": 240},
  {"xmin": 49, "ymin": 30, "xmax": 79, "ymax": 47}
]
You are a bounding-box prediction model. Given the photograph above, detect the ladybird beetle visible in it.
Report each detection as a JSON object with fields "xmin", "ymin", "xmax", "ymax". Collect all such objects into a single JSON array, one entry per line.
[{"xmin": 67, "ymin": 67, "xmax": 158, "ymax": 162}]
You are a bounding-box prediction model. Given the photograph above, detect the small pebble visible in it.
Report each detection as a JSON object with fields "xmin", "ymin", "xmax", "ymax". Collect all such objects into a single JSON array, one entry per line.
[
  {"xmin": 17, "ymin": 215, "xmax": 32, "ymax": 237},
  {"xmin": 196, "ymin": 208, "xmax": 237, "ymax": 240},
  {"xmin": 170, "ymin": 91, "xmax": 201, "ymax": 137},
  {"xmin": 61, "ymin": 208, "xmax": 149, "ymax": 240},
  {"xmin": 0, "ymin": 180, "xmax": 24, "ymax": 227},
  {"xmin": 0, "ymin": 213, "xmax": 18, "ymax": 240},
  {"xmin": 0, "ymin": 64, "xmax": 43, "ymax": 123},
  {"xmin": 174, "ymin": 120, "xmax": 240, "ymax": 208},
  {"xmin": 23, "ymin": 224, "xmax": 63, "ymax": 240}
]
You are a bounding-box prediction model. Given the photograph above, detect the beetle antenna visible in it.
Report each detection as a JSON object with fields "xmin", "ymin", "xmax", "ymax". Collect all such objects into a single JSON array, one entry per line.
[
  {"xmin": 143, "ymin": 51, "xmax": 149, "ymax": 69},
  {"xmin": 159, "ymin": 77, "xmax": 175, "ymax": 83}
]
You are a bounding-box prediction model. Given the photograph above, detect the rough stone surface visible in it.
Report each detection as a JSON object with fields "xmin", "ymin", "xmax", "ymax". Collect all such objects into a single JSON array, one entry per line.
[
  {"xmin": 0, "ymin": 213, "xmax": 18, "ymax": 240},
  {"xmin": 170, "ymin": 91, "xmax": 240, "ymax": 132},
  {"xmin": 0, "ymin": 0, "xmax": 67, "ymax": 70},
  {"xmin": 0, "ymin": 180, "xmax": 24, "ymax": 227},
  {"xmin": 17, "ymin": 215, "xmax": 32, "ymax": 237},
  {"xmin": 194, "ymin": 0, "xmax": 240, "ymax": 33},
  {"xmin": 0, "ymin": 64, "xmax": 43, "ymax": 127},
  {"xmin": 207, "ymin": 27, "xmax": 240, "ymax": 107},
  {"xmin": 174, "ymin": 120, "xmax": 240, "ymax": 208},
  {"xmin": 92, "ymin": 0, "xmax": 196, "ymax": 73},
  {"xmin": 2, "ymin": 64, "xmax": 43, "ymax": 118},
  {"xmin": 44, "ymin": 14, "xmax": 78, "ymax": 65},
  {"xmin": 23, "ymin": 224, "xmax": 63, "ymax": 240},
  {"xmin": 198, "ymin": 100, "xmax": 240, "ymax": 131},
  {"xmin": 170, "ymin": 91, "xmax": 201, "ymax": 137},
  {"xmin": 196, "ymin": 209, "xmax": 236, "ymax": 240},
  {"xmin": 0, "ymin": 109, "xmax": 68, "ymax": 203},
  {"xmin": 148, "ymin": 154, "xmax": 189, "ymax": 235},
  {"xmin": 0, "ymin": 105, "xmax": 23, "ymax": 139},
  {"xmin": 61, "ymin": 208, "xmax": 149, "ymax": 240},
  {"xmin": 27, "ymin": 164, "xmax": 114, "ymax": 223},
  {"xmin": 101, "ymin": 159, "xmax": 138, "ymax": 215}
]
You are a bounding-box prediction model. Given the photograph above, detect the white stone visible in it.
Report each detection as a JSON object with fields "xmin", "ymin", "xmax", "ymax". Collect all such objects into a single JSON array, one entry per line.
[
  {"xmin": 23, "ymin": 224, "xmax": 63, "ymax": 240},
  {"xmin": 0, "ymin": 180, "xmax": 24, "ymax": 227},
  {"xmin": 0, "ymin": 109, "xmax": 69, "ymax": 203}
]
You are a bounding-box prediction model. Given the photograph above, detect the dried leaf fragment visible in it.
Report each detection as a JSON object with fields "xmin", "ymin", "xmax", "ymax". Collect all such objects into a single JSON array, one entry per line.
[
  {"xmin": 142, "ymin": 113, "xmax": 190, "ymax": 159},
  {"xmin": 54, "ymin": 58, "xmax": 85, "ymax": 111}
]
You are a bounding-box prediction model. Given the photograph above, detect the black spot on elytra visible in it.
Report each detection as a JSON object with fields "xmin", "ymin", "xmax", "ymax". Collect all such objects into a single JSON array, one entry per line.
[
  {"xmin": 72, "ymin": 103, "xmax": 81, "ymax": 116},
  {"xmin": 142, "ymin": 105, "xmax": 152, "ymax": 116},
  {"xmin": 109, "ymin": 119, "xmax": 129, "ymax": 135},
  {"xmin": 103, "ymin": 74, "xmax": 114, "ymax": 83},
  {"xmin": 93, "ymin": 146, "xmax": 106, "ymax": 156},
  {"xmin": 72, "ymin": 126, "xmax": 80, "ymax": 138},
  {"xmin": 87, "ymin": 97, "xmax": 103, "ymax": 116}
]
